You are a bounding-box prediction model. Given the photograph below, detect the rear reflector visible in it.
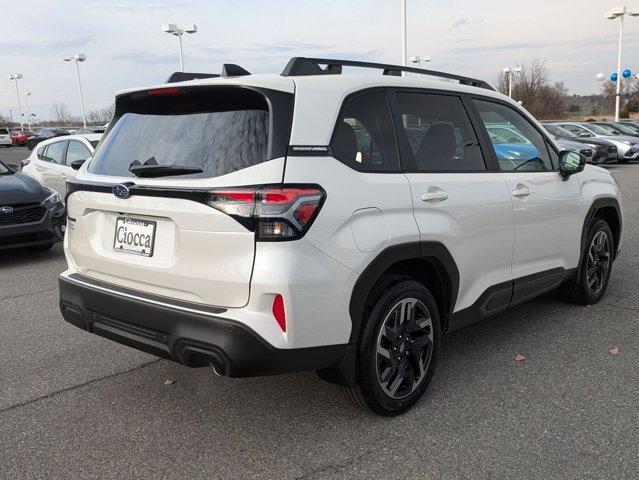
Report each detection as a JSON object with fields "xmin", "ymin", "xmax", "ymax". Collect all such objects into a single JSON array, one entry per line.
[
  {"xmin": 206, "ymin": 185, "xmax": 325, "ymax": 241},
  {"xmin": 272, "ymin": 294, "xmax": 286, "ymax": 332}
]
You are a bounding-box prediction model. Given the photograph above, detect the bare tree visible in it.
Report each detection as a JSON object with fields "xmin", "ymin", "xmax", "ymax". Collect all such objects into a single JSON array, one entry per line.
[
  {"xmin": 0, "ymin": 113, "xmax": 10, "ymax": 126},
  {"xmin": 600, "ymin": 77, "xmax": 639, "ymax": 116},
  {"xmin": 50, "ymin": 102, "xmax": 71, "ymax": 124},
  {"xmin": 495, "ymin": 59, "xmax": 568, "ymax": 119},
  {"xmin": 87, "ymin": 106, "xmax": 115, "ymax": 125}
]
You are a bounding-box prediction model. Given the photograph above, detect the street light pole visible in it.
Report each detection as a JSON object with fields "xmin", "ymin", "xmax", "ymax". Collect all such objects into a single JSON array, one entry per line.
[
  {"xmin": 8, "ymin": 74, "xmax": 24, "ymax": 129},
  {"xmin": 162, "ymin": 24, "xmax": 198, "ymax": 72},
  {"xmin": 24, "ymin": 91, "xmax": 32, "ymax": 131},
  {"xmin": 401, "ymin": 0, "xmax": 407, "ymax": 68},
  {"xmin": 74, "ymin": 59, "xmax": 87, "ymax": 127},
  {"xmin": 502, "ymin": 66, "xmax": 522, "ymax": 98},
  {"xmin": 615, "ymin": 12, "xmax": 624, "ymax": 122},
  {"xmin": 605, "ymin": 6, "xmax": 639, "ymax": 122},
  {"xmin": 63, "ymin": 54, "xmax": 87, "ymax": 127},
  {"xmin": 410, "ymin": 56, "xmax": 432, "ymax": 77}
]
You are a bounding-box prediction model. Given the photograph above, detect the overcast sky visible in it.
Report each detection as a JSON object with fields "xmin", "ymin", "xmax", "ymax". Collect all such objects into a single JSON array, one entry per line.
[{"xmin": 2, "ymin": 0, "xmax": 638, "ymax": 121}]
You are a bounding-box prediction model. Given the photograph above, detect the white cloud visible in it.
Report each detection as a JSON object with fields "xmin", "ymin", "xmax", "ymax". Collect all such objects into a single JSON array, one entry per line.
[{"xmin": 1, "ymin": 0, "xmax": 636, "ymax": 120}]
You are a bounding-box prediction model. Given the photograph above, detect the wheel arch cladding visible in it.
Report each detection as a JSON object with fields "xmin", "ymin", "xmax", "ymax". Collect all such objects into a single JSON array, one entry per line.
[
  {"xmin": 583, "ymin": 198, "xmax": 622, "ymax": 260},
  {"xmin": 348, "ymin": 242, "xmax": 459, "ymax": 343}
]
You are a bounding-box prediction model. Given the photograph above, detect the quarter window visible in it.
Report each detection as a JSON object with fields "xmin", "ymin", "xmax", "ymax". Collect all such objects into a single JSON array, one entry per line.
[
  {"xmin": 332, "ymin": 91, "xmax": 400, "ymax": 172},
  {"xmin": 394, "ymin": 93, "xmax": 486, "ymax": 172},
  {"xmin": 37, "ymin": 145, "xmax": 47, "ymax": 160},
  {"xmin": 473, "ymin": 100, "xmax": 553, "ymax": 172}
]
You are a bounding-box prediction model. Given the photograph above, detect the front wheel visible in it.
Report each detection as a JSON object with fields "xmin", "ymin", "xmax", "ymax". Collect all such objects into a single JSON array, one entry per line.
[
  {"xmin": 341, "ymin": 277, "xmax": 441, "ymax": 416},
  {"xmin": 558, "ymin": 218, "xmax": 614, "ymax": 305}
]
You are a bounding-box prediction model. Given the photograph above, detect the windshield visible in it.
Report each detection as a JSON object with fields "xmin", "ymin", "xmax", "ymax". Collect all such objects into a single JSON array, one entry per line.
[
  {"xmin": 89, "ymin": 88, "xmax": 273, "ymax": 179},
  {"xmin": 594, "ymin": 123, "xmax": 620, "ymax": 135},
  {"xmin": 585, "ymin": 124, "xmax": 614, "ymax": 136},
  {"xmin": 545, "ymin": 124, "xmax": 572, "ymax": 139},
  {"xmin": 613, "ymin": 123, "xmax": 637, "ymax": 134}
]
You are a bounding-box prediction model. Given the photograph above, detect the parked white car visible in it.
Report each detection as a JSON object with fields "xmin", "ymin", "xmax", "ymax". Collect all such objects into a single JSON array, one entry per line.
[
  {"xmin": 21, "ymin": 133, "xmax": 101, "ymax": 197},
  {"xmin": 0, "ymin": 127, "xmax": 12, "ymax": 147},
  {"xmin": 58, "ymin": 58, "xmax": 622, "ymax": 416}
]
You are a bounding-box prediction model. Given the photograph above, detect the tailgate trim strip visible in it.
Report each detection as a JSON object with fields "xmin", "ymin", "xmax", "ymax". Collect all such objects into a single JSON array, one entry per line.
[{"xmin": 64, "ymin": 273, "xmax": 227, "ymax": 317}]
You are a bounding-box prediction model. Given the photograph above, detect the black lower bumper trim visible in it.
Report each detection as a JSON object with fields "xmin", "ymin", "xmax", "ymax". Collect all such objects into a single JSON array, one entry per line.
[
  {"xmin": 0, "ymin": 208, "xmax": 65, "ymax": 250},
  {"xmin": 59, "ymin": 274, "xmax": 346, "ymax": 378}
]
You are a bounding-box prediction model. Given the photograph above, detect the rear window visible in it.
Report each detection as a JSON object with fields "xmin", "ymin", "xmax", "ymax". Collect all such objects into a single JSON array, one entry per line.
[
  {"xmin": 88, "ymin": 87, "xmax": 276, "ymax": 179},
  {"xmin": 0, "ymin": 129, "xmax": 9, "ymax": 134}
]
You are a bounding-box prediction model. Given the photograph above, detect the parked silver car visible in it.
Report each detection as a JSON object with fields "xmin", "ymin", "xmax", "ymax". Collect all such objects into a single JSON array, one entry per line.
[{"xmin": 551, "ymin": 122, "xmax": 639, "ymax": 163}]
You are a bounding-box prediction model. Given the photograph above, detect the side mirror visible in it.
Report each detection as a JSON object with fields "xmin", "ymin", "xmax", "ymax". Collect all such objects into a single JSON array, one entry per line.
[
  {"xmin": 71, "ymin": 159, "xmax": 86, "ymax": 170},
  {"xmin": 578, "ymin": 131, "xmax": 592, "ymax": 138},
  {"xmin": 558, "ymin": 151, "xmax": 585, "ymax": 180}
]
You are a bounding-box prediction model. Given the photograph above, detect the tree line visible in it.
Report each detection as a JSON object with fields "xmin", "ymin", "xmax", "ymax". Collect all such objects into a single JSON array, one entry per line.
[
  {"xmin": 495, "ymin": 59, "xmax": 639, "ymax": 120},
  {"xmin": 49, "ymin": 102, "xmax": 115, "ymax": 126},
  {"xmin": 0, "ymin": 103, "xmax": 114, "ymax": 129}
]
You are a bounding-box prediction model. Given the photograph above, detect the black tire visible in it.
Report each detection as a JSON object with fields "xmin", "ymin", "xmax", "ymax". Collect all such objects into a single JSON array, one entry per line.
[
  {"xmin": 341, "ymin": 276, "xmax": 441, "ymax": 416},
  {"xmin": 558, "ymin": 218, "xmax": 613, "ymax": 305},
  {"xmin": 617, "ymin": 158, "xmax": 629, "ymax": 163},
  {"xmin": 29, "ymin": 243, "xmax": 54, "ymax": 252}
]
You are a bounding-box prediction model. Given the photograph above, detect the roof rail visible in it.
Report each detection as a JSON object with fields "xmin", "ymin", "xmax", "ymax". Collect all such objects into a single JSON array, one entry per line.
[
  {"xmin": 166, "ymin": 72, "xmax": 220, "ymax": 83},
  {"xmin": 281, "ymin": 57, "xmax": 494, "ymax": 91}
]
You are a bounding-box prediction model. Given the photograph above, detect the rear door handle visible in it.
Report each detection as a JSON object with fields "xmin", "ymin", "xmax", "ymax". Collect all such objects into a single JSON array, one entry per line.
[
  {"xmin": 420, "ymin": 190, "xmax": 449, "ymax": 202},
  {"xmin": 512, "ymin": 184, "xmax": 531, "ymax": 198}
]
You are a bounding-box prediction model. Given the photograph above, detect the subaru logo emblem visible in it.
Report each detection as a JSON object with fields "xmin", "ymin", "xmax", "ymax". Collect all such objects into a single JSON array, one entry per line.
[
  {"xmin": 0, "ymin": 206, "xmax": 14, "ymax": 215},
  {"xmin": 112, "ymin": 184, "xmax": 131, "ymax": 199}
]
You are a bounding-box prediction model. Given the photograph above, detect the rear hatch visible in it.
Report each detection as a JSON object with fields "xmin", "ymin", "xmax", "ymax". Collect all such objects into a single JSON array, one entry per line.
[{"xmin": 65, "ymin": 81, "xmax": 294, "ymax": 308}]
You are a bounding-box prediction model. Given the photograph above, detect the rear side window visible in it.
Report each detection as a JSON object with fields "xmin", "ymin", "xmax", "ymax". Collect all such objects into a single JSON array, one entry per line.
[
  {"xmin": 394, "ymin": 93, "xmax": 486, "ymax": 172},
  {"xmin": 332, "ymin": 91, "xmax": 400, "ymax": 172},
  {"xmin": 66, "ymin": 140, "xmax": 91, "ymax": 164},
  {"xmin": 43, "ymin": 141, "xmax": 67, "ymax": 164},
  {"xmin": 88, "ymin": 87, "xmax": 281, "ymax": 179}
]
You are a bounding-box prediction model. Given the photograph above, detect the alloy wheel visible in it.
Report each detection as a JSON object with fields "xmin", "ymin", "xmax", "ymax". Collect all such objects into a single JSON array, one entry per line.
[
  {"xmin": 375, "ymin": 298, "xmax": 433, "ymax": 399},
  {"xmin": 586, "ymin": 230, "xmax": 611, "ymax": 295}
]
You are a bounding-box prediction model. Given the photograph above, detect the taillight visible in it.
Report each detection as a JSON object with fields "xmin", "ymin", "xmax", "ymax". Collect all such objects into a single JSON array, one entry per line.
[{"xmin": 207, "ymin": 185, "xmax": 325, "ymax": 241}]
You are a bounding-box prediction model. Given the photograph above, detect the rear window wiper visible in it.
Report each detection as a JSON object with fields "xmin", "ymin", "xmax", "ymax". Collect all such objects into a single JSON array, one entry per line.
[{"xmin": 129, "ymin": 164, "xmax": 204, "ymax": 178}]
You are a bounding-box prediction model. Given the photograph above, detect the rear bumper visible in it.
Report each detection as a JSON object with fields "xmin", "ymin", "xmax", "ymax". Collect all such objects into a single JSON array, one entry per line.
[
  {"xmin": 58, "ymin": 273, "xmax": 347, "ymax": 378},
  {"xmin": 0, "ymin": 204, "xmax": 65, "ymax": 250}
]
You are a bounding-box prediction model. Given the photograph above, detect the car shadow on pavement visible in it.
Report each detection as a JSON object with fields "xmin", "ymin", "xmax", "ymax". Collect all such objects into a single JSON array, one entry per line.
[
  {"xmin": 0, "ymin": 244, "xmax": 64, "ymax": 269},
  {"xmin": 138, "ymin": 289, "xmax": 588, "ymax": 423}
]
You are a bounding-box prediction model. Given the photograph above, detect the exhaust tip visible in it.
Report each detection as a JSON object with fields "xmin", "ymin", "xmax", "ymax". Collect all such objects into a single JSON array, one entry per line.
[{"xmin": 177, "ymin": 342, "xmax": 230, "ymax": 375}]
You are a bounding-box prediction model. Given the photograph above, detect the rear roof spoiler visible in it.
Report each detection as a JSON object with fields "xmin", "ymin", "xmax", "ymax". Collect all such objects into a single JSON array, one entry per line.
[
  {"xmin": 166, "ymin": 72, "xmax": 220, "ymax": 83},
  {"xmin": 166, "ymin": 64, "xmax": 251, "ymax": 84}
]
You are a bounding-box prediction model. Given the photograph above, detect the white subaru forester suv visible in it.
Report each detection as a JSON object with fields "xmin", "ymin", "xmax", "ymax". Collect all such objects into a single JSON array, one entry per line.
[{"xmin": 59, "ymin": 58, "xmax": 622, "ymax": 416}]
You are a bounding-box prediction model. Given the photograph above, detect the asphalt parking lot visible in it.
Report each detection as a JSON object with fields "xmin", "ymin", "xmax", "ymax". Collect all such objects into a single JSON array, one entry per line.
[{"xmin": 1, "ymin": 147, "xmax": 638, "ymax": 479}]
